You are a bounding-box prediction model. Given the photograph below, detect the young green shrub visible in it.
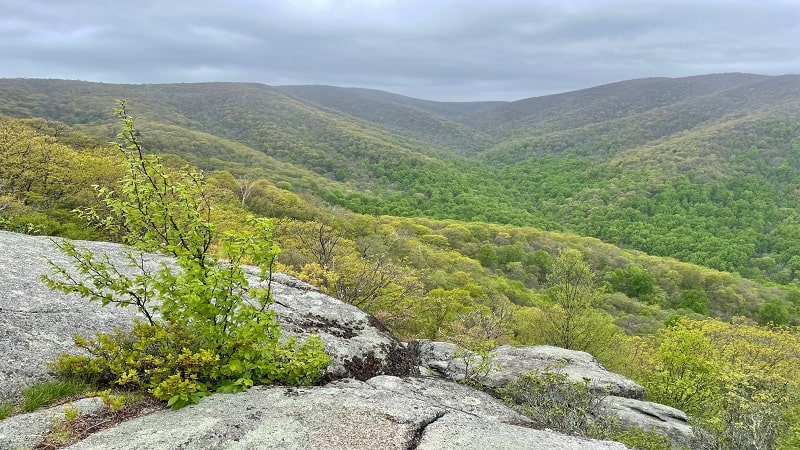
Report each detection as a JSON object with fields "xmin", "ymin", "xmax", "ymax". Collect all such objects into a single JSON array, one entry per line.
[
  {"xmin": 592, "ymin": 423, "xmax": 674, "ymax": 450},
  {"xmin": 453, "ymin": 341, "xmax": 498, "ymax": 387},
  {"xmin": 38, "ymin": 404, "xmax": 82, "ymax": 448},
  {"xmin": 62, "ymin": 403, "xmax": 79, "ymax": 422},
  {"xmin": 90, "ymin": 389, "xmax": 145, "ymax": 413},
  {"xmin": 500, "ymin": 367, "xmax": 675, "ymax": 449},
  {"xmin": 45, "ymin": 417, "xmax": 74, "ymax": 447},
  {"xmin": 498, "ymin": 363, "xmax": 606, "ymax": 435},
  {"xmin": 43, "ymin": 101, "xmax": 330, "ymax": 409}
]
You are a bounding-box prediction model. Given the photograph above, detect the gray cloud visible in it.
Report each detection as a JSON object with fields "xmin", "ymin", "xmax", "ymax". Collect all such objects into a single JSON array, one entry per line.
[{"xmin": 0, "ymin": 0, "xmax": 797, "ymax": 100}]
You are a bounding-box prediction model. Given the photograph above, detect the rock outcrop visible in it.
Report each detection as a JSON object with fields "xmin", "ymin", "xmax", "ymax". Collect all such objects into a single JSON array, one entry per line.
[
  {"xmin": 600, "ymin": 396, "xmax": 694, "ymax": 449},
  {"xmin": 0, "ymin": 231, "xmax": 415, "ymax": 402},
  {"xmin": 2, "ymin": 376, "xmax": 626, "ymax": 450},
  {"xmin": 267, "ymin": 272, "xmax": 416, "ymax": 381},
  {"xmin": 1, "ymin": 233, "xmax": 145, "ymax": 402},
  {"xmin": 2, "ymin": 230, "xmax": 681, "ymax": 448},
  {"xmin": 410, "ymin": 340, "xmax": 645, "ymax": 398},
  {"xmin": 410, "ymin": 339, "xmax": 695, "ymax": 448},
  {"xmin": 0, "ymin": 397, "xmax": 105, "ymax": 450}
]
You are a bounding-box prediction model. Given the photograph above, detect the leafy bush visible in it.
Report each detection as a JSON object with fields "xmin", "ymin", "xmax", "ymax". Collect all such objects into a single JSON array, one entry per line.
[
  {"xmin": 92, "ymin": 389, "xmax": 142, "ymax": 413},
  {"xmin": 598, "ymin": 426, "xmax": 674, "ymax": 450},
  {"xmin": 626, "ymin": 317, "xmax": 800, "ymax": 449},
  {"xmin": 452, "ymin": 341, "xmax": 498, "ymax": 387},
  {"xmin": 43, "ymin": 102, "xmax": 330, "ymax": 408},
  {"xmin": 499, "ymin": 366, "xmax": 674, "ymax": 450},
  {"xmin": 498, "ymin": 364, "xmax": 605, "ymax": 435},
  {"xmin": 52, "ymin": 321, "xmax": 328, "ymax": 409}
]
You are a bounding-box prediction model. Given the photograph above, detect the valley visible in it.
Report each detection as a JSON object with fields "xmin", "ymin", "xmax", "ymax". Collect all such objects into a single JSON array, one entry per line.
[{"xmin": 2, "ymin": 74, "xmax": 800, "ymax": 446}]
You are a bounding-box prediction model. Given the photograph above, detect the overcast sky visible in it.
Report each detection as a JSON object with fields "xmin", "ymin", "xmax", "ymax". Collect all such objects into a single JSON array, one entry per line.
[{"xmin": 0, "ymin": 0, "xmax": 797, "ymax": 101}]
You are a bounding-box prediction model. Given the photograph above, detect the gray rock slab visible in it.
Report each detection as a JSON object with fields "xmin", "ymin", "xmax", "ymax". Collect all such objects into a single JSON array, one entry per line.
[
  {"xmin": 417, "ymin": 413, "xmax": 630, "ymax": 450},
  {"xmin": 412, "ymin": 339, "xmax": 461, "ymax": 377},
  {"xmin": 488, "ymin": 345, "xmax": 646, "ymax": 400},
  {"xmin": 0, "ymin": 231, "xmax": 414, "ymax": 402},
  {"xmin": 364, "ymin": 375, "xmax": 530, "ymax": 424},
  {"xmin": 267, "ymin": 272, "xmax": 416, "ymax": 381},
  {"xmin": 63, "ymin": 376, "xmax": 629, "ymax": 450},
  {"xmin": 0, "ymin": 397, "xmax": 104, "ymax": 450},
  {"xmin": 0, "ymin": 231, "xmax": 151, "ymax": 402},
  {"xmin": 409, "ymin": 340, "xmax": 696, "ymax": 447},
  {"xmin": 599, "ymin": 396, "xmax": 694, "ymax": 449},
  {"xmin": 410, "ymin": 340, "xmax": 646, "ymax": 400}
]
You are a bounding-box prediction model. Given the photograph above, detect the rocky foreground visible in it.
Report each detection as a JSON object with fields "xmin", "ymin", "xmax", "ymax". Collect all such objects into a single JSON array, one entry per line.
[{"xmin": 0, "ymin": 231, "xmax": 692, "ymax": 449}]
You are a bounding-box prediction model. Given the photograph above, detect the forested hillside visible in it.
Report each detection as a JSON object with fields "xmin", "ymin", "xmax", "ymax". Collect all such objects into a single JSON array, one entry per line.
[
  {"xmin": 2, "ymin": 74, "xmax": 800, "ymax": 283},
  {"xmin": 274, "ymin": 85, "xmax": 497, "ymax": 154},
  {"xmin": 2, "ymin": 79, "xmax": 800, "ymax": 446}
]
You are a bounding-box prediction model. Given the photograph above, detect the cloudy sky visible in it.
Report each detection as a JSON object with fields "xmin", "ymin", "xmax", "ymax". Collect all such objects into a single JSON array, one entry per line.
[{"xmin": 1, "ymin": 0, "xmax": 797, "ymax": 101}]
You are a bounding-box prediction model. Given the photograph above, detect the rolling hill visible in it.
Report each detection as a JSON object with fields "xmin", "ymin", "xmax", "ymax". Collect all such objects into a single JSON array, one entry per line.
[
  {"xmin": 1, "ymin": 74, "xmax": 800, "ymax": 282},
  {"xmin": 4, "ymin": 75, "xmax": 800, "ymax": 449}
]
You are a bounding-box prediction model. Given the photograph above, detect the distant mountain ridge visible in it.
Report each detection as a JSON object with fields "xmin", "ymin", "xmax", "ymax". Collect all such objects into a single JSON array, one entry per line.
[
  {"xmin": 274, "ymin": 84, "xmax": 499, "ymax": 154},
  {"xmin": 2, "ymin": 73, "xmax": 798, "ymax": 158},
  {"xmin": 2, "ymin": 73, "xmax": 800, "ymax": 280}
]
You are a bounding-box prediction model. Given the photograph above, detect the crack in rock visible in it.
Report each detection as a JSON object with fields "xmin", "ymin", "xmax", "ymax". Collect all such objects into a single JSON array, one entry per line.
[
  {"xmin": 406, "ymin": 410, "xmax": 447, "ymax": 450},
  {"xmin": 629, "ymin": 404, "xmax": 669, "ymax": 422}
]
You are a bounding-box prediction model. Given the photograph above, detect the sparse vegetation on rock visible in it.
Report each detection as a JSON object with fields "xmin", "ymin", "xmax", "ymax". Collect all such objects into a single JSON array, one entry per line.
[{"xmin": 41, "ymin": 102, "xmax": 329, "ymax": 409}]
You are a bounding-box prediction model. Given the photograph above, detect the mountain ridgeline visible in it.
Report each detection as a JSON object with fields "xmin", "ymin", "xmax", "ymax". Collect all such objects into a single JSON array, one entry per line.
[{"xmin": 2, "ymin": 74, "xmax": 800, "ymax": 283}]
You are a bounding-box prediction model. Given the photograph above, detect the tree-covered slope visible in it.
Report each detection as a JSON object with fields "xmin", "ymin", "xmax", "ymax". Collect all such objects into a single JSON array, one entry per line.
[
  {"xmin": 3, "ymin": 111, "xmax": 798, "ymax": 448},
  {"xmin": 0, "ymin": 113, "xmax": 792, "ymax": 329},
  {"xmin": 462, "ymin": 73, "xmax": 767, "ymax": 134},
  {"xmin": 274, "ymin": 85, "xmax": 496, "ymax": 154},
  {"xmin": 2, "ymin": 75, "xmax": 800, "ymax": 283},
  {"xmin": 321, "ymin": 86, "xmax": 505, "ymax": 120},
  {"xmin": 479, "ymin": 74, "xmax": 800, "ymax": 162},
  {"xmin": 0, "ymin": 79, "xmax": 459, "ymax": 183}
]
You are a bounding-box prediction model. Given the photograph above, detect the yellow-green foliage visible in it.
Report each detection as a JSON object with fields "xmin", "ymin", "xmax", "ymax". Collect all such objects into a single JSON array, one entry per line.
[
  {"xmin": 44, "ymin": 104, "xmax": 330, "ymax": 409},
  {"xmin": 0, "ymin": 115, "xmax": 121, "ymax": 238},
  {"xmin": 498, "ymin": 366, "xmax": 673, "ymax": 449},
  {"xmin": 624, "ymin": 317, "xmax": 800, "ymax": 449},
  {"xmin": 53, "ymin": 321, "xmax": 328, "ymax": 409},
  {"xmin": 62, "ymin": 404, "xmax": 79, "ymax": 422},
  {"xmin": 499, "ymin": 366, "xmax": 604, "ymax": 435},
  {"xmin": 598, "ymin": 427, "xmax": 673, "ymax": 450},
  {"xmin": 93, "ymin": 389, "xmax": 130, "ymax": 413},
  {"xmin": 514, "ymin": 306, "xmax": 622, "ymax": 361}
]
